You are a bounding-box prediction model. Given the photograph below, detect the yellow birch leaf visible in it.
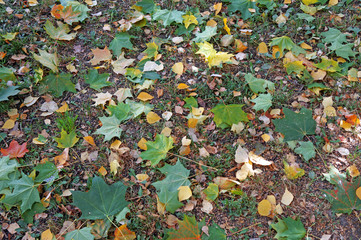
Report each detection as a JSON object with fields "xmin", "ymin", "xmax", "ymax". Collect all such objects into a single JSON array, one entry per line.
[
  {"xmin": 275, "ymin": 204, "xmax": 283, "ymax": 214},
  {"xmin": 223, "ymin": 18, "xmax": 231, "ymax": 35},
  {"xmin": 110, "ymin": 159, "xmax": 120, "ymax": 175},
  {"xmin": 258, "ymin": 199, "xmax": 272, "ymax": 216},
  {"xmin": 137, "ymin": 92, "xmax": 154, "ymax": 101},
  {"xmin": 261, "ymin": 134, "xmax": 271, "ymax": 142},
  {"xmin": 178, "ymin": 186, "xmax": 192, "ymax": 201},
  {"xmin": 83, "ymin": 136, "xmax": 96, "ymax": 146},
  {"xmin": 182, "ymin": 14, "xmax": 198, "ymax": 29},
  {"xmin": 136, "ymin": 174, "xmax": 149, "ymax": 181},
  {"xmin": 300, "ymin": 42, "xmax": 312, "ymax": 50},
  {"xmin": 188, "ymin": 118, "xmax": 198, "ymax": 128},
  {"xmin": 110, "ymin": 139, "xmax": 122, "ymax": 149},
  {"xmin": 324, "ymin": 106, "xmax": 336, "ymax": 117},
  {"xmin": 214, "ymin": 3, "xmax": 222, "ymax": 15},
  {"xmin": 172, "ymin": 62, "xmax": 184, "ymax": 75},
  {"xmin": 146, "ymin": 112, "xmax": 161, "ymax": 124},
  {"xmin": 137, "ymin": 138, "xmax": 148, "ymax": 150},
  {"xmin": 156, "ymin": 195, "xmax": 165, "ymax": 215},
  {"xmin": 2, "ymin": 119, "xmax": 15, "ymax": 129},
  {"xmin": 192, "ymin": 107, "xmax": 204, "ymax": 116},
  {"xmin": 328, "ymin": 0, "xmax": 338, "ymax": 6},
  {"xmin": 98, "ymin": 166, "xmax": 107, "ymax": 176},
  {"xmin": 284, "ymin": 0, "xmax": 291, "ymax": 3},
  {"xmin": 41, "ymin": 229, "xmax": 54, "ymax": 240},
  {"xmin": 356, "ymin": 187, "xmax": 361, "ymax": 200},
  {"xmin": 177, "ymin": 83, "xmax": 189, "ymax": 89},
  {"xmin": 272, "ymin": 46, "xmax": 282, "ymax": 58},
  {"xmin": 281, "ymin": 187, "xmax": 294, "ymax": 206},
  {"xmin": 347, "ymin": 165, "xmax": 360, "ymax": 178},
  {"xmin": 302, "ymin": 0, "xmax": 318, "ymax": 5},
  {"xmin": 340, "ymin": 120, "xmax": 352, "ymax": 131},
  {"xmin": 207, "ymin": 19, "xmax": 217, "ymax": 27}
]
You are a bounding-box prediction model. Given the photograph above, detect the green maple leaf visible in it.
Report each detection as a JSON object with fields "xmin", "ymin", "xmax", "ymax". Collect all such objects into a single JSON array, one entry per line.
[
  {"xmin": 84, "ymin": 69, "xmax": 112, "ymax": 91},
  {"xmin": 64, "ymin": 227, "xmax": 94, "ymax": 240},
  {"xmin": 136, "ymin": 0, "xmax": 155, "ymax": 13},
  {"xmin": 0, "ymin": 156, "xmax": 18, "ymax": 181},
  {"xmin": 294, "ymin": 141, "xmax": 315, "ymax": 162},
  {"xmin": 284, "ymin": 61, "xmax": 306, "ymax": 75},
  {"xmin": 44, "ymin": 20, "xmax": 77, "ymax": 41},
  {"xmin": 193, "ymin": 26, "xmax": 217, "ymax": 43},
  {"xmin": 203, "ymin": 183, "xmax": 219, "ymax": 201},
  {"xmin": 66, "ymin": 1, "xmax": 89, "ymax": 22},
  {"xmin": 251, "ymin": 93, "xmax": 273, "ymax": 112},
  {"xmin": 321, "ymin": 28, "xmax": 347, "ymax": 44},
  {"xmin": 314, "ymin": 58, "xmax": 342, "ymax": 72},
  {"xmin": 95, "ymin": 115, "xmax": 122, "ymax": 142},
  {"xmin": 153, "ymin": 9, "xmax": 185, "ymax": 26},
  {"xmin": 245, "ymin": 73, "xmax": 275, "ymax": 93},
  {"xmin": 43, "ymin": 72, "xmax": 76, "ymax": 98},
  {"xmin": 270, "ymin": 36, "xmax": 305, "ymax": 56},
  {"xmin": 167, "ymin": 215, "xmax": 201, "ymax": 239},
  {"xmin": 35, "ymin": 161, "xmax": 59, "ymax": 184},
  {"xmin": 153, "ymin": 161, "xmax": 190, "ymax": 212},
  {"xmin": 211, "ymin": 104, "xmax": 248, "ymax": 129},
  {"xmin": 2, "ymin": 172, "xmax": 40, "ymax": 212},
  {"xmin": 72, "ymin": 176, "xmax": 129, "ymax": 220},
  {"xmin": 273, "ymin": 108, "xmax": 316, "ymax": 141},
  {"xmin": 322, "ymin": 167, "xmax": 361, "ymax": 214},
  {"xmin": 226, "ymin": 0, "xmax": 258, "ymax": 20},
  {"xmin": 271, "ymin": 217, "xmax": 306, "ymax": 240},
  {"xmin": 329, "ymin": 43, "xmax": 355, "ymax": 60},
  {"xmin": 0, "ymin": 86, "xmax": 19, "ymax": 102},
  {"xmin": 109, "ymin": 32, "xmax": 134, "ymax": 57},
  {"xmin": 55, "ymin": 129, "xmax": 79, "ymax": 148},
  {"xmin": 321, "ymin": 28, "xmax": 355, "ymax": 60},
  {"xmin": 22, "ymin": 202, "xmax": 46, "ymax": 224},
  {"xmin": 0, "ymin": 67, "xmax": 16, "ymax": 81},
  {"xmin": 140, "ymin": 134, "xmax": 174, "ymax": 166},
  {"xmin": 33, "ymin": 49, "xmax": 59, "ymax": 73},
  {"xmin": 107, "ymin": 102, "xmax": 131, "ymax": 122},
  {"xmin": 126, "ymin": 99, "xmax": 153, "ymax": 118}
]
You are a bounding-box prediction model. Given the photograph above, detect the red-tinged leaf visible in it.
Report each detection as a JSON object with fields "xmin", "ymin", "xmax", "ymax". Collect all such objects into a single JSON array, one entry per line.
[
  {"xmin": 114, "ymin": 224, "xmax": 136, "ymax": 240},
  {"xmin": 51, "ymin": 4, "xmax": 64, "ymax": 19},
  {"xmin": 1, "ymin": 140, "xmax": 29, "ymax": 159},
  {"xmin": 60, "ymin": 5, "xmax": 81, "ymax": 25},
  {"xmin": 167, "ymin": 215, "xmax": 201, "ymax": 240}
]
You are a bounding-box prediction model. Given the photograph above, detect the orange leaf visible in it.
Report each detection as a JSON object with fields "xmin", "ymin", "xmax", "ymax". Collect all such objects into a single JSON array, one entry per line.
[
  {"xmin": 51, "ymin": 4, "xmax": 64, "ymax": 19},
  {"xmin": 54, "ymin": 148, "xmax": 69, "ymax": 166},
  {"xmin": 84, "ymin": 136, "xmax": 96, "ymax": 146},
  {"xmin": 59, "ymin": 5, "xmax": 81, "ymax": 25},
  {"xmin": 234, "ymin": 39, "xmax": 247, "ymax": 53},
  {"xmin": 188, "ymin": 118, "xmax": 198, "ymax": 128},
  {"xmin": 345, "ymin": 114, "xmax": 360, "ymax": 125},
  {"xmin": 114, "ymin": 224, "xmax": 136, "ymax": 240},
  {"xmin": 98, "ymin": 166, "xmax": 107, "ymax": 176},
  {"xmin": 1, "ymin": 140, "xmax": 29, "ymax": 159},
  {"xmin": 137, "ymin": 92, "xmax": 154, "ymax": 101}
]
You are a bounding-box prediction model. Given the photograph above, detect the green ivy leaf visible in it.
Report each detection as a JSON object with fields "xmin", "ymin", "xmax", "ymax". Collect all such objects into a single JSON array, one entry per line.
[
  {"xmin": 107, "ymin": 102, "xmax": 131, "ymax": 122},
  {"xmin": 33, "ymin": 49, "xmax": 59, "ymax": 73},
  {"xmin": 44, "ymin": 20, "xmax": 77, "ymax": 41},
  {"xmin": 35, "ymin": 161, "xmax": 59, "ymax": 184},
  {"xmin": 109, "ymin": 32, "xmax": 134, "ymax": 57},
  {"xmin": 95, "ymin": 115, "xmax": 122, "ymax": 142},
  {"xmin": 294, "ymin": 141, "xmax": 315, "ymax": 162},
  {"xmin": 273, "ymin": 108, "xmax": 316, "ymax": 141},
  {"xmin": 2, "ymin": 172, "xmax": 40, "ymax": 212},
  {"xmin": 193, "ymin": 26, "xmax": 217, "ymax": 43},
  {"xmin": 72, "ymin": 176, "xmax": 129, "ymax": 220},
  {"xmin": 0, "ymin": 156, "xmax": 18, "ymax": 181},
  {"xmin": 226, "ymin": 0, "xmax": 258, "ymax": 20},
  {"xmin": 271, "ymin": 217, "xmax": 306, "ymax": 240},
  {"xmin": 43, "ymin": 72, "xmax": 76, "ymax": 98},
  {"xmin": 203, "ymin": 183, "xmax": 219, "ymax": 201},
  {"xmin": 54, "ymin": 129, "xmax": 79, "ymax": 148},
  {"xmin": 65, "ymin": 227, "xmax": 94, "ymax": 240},
  {"xmin": 136, "ymin": 0, "xmax": 155, "ymax": 14},
  {"xmin": 245, "ymin": 73, "xmax": 275, "ymax": 93},
  {"xmin": 140, "ymin": 134, "xmax": 174, "ymax": 166},
  {"xmin": 251, "ymin": 93, "xmax": 273, "ymax": 112},
  {"xmin": 0, "ymin": 67, "xmax": 16, "ymax": 81},
  {"xmin": 211, "ymin": 104, "xmax": 248, "ymax": 129},
  {"xmin": 84, "ymin": 69, "xmax": 112, "ymax": 91},
  {"xmin": 153, "ymin": 9, "xmax": 184, "ymax": 26}
]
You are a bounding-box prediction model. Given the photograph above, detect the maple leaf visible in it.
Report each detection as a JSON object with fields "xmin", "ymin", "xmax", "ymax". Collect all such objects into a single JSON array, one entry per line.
[
  {"xmin": 273, "ymin": 108, "xmax": 316, "ymax": 141},
  {"xmin": 203, "ymin": 183, "xmax": 219, "ymax": 201},
  {"xmin": 321, "ymin": 28, "xmax": 355, "ymax": 60},
  {"xmin": 72, "ymin": 176, "xmax": 129, "ymax": 219},
  {"xmin": 66, "ymin": 1, "xmax": 90, "ymax": 22},
  {"xmin": 0, "ymin": 67, "xmax": 16, "ymax": 81},
  {"xmin": 196, "ymin": 41, "xmax": 233, "ymax": 67},
  {"xmin": 84, "ymin": 69, "xmax": 112, "ymax": 91},
  {"xmin": 270, "ymin": 36, "xmax": 305, "ymax": 56},
  {"xmin": 54, "ymin": 130, "xmax": 79, "ymax": 148},
  {"xmin": 245, "ymin": 73, "xmax": 275, "ymax": 93},
  {"xmin": 64, "ymin": 227, "xmax": 94, "ymax": 240},
  {"xmin": 0, "ymin": 86, "xmax": 20, "ymax": 102},
  {"xmin": 140, "ymin": 134, "xmax": 174, "ymax": 166},
  {"xmin": 323, "ymin": 166, "xmax": 361, "ymax": 214},
  {"xmin": 251, "ymin": 93, "xmax": 273, "ymax": 112},
  {"xmin": 112, "ymin": 53, "xmax": 135, "ymax": 75},
  {"xmin": 136, "ymin": 0, "xmax": 155, "ymax": 14},
  {"xmin": 183, "ymin": 14, "xmax": 198, "ymax": 29},
  {"xmin": 95, "ymin": 115, "xmax": 122, "ymax": 142},
  {"xmin": 271, "ymin": 217, "xmax": 306, "ymax": 240},
  {"xmin": 109, "ymin": 32, "xmax": 134, "ymax": 57},
  {"xmin": 43, "ymin": 72, "xmax": 76, "ymax": 97},
  {"xmin": 34, "ymin": 161, "xmax": 59, "ymax": 184},
  {"xmin": 314, "ymin": 58, "xmax": 342, "ymax": 72},
  {"xmin": 107, "ymin": 102, "xmax": 131, "ymax": 122},
  {"xmin": 153, "ymin": 9, "xmax": 184, "ymax": 26},
  {"xmin": 0, "ymin": 156, "xmax": 18, "ymax": 180},
  {"xmin": 1, "ymin": 140, "xmax": 29, "ymax": 159},
  {"xmin": 114, "ymin": 224, "xmax": 136, "ymax": 240},
  {"xmin": 33, "ymin": 49, "xmax": 59, "ymax": 73},
  {"xmin": 59, "ymin": 5, "xmax": 82, "ymax": 25},
  {"xmin": 211, "ymin": 104, "xmax": 248, "ymax": 129},
  {"xmin": 294, "ymin": 141, "xmax": 315, "ymax": 162},
  {"xmin": 44, "ymin": 20, "xmax": 77, "ymax": 41},
  {"xmin": 226, "ymin": 0, "xmax": 258, "ymax": 20},
  {"xmin": 166, "ymin": 215, "xmax": 201, "ymax": 239},
  {"xmin": 90, "ymin": 47, "xmax": 112, "ymax": 65}
]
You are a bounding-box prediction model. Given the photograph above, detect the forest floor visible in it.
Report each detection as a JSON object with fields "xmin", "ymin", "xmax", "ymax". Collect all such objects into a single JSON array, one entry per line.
[{"xmin": 0, "ymin": 0, "xmax": 361, "ymax": 239}]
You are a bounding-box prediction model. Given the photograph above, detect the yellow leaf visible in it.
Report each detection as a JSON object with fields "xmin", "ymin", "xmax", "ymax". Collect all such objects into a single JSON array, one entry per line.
[
  {"xmin": 28, "ymin": 0, "xmax": 39, "ymax": 6},
  {"xmin": 110, "ymin": 159, "xmax": 120, "ymax": 175},
  {"xmin": 56, "ymin": 102, "xmax": 69, "ymax": 113},
  {"xmin": 156, "ymin": 195, "xmax": 165, "ymax": 215},
  {"xmin": 324, "ymin": 106, "xmax": 336, "ymax": 117},
  {"xmin": 2, "ymin": 119, "xmax": 15, "ymax": 129},
  {"xmin": 223, "ymin": 18, "xmax": 231, "ymax": 35},
  {"xmin": 258, "ymin": 199, "xmax": 272, "ymax": 216},
  {"xmin": 188, "ymin": 118, "xmax": 198, "ymax": 128},
  {"xmin": 340, "ymin": 120, "xmax": 352, "ymax": 131},
  {"xmin": 311, "ymin": 69, "xmax": 327, "ymax": 80},
  {"xmin": 172, "ymin": 62, "xmax": 184, "ymax": 75},
  {"xmin": 98, "ymin": 166, "xmax": 107, "ymax": 176},
  {"xmin": 177, "ymin": 83, "xmax": 189, "ymax": 89},
  {"xmin": 178, "ymin": 186, "xmax": 192, "ymax": 201},
  {"xmin": 214, "ymin": 3, "xmax": 222, "ymax": 15},
  {"xmin": 300, "ymin": 42, "xmax": 312, "ymax": 50},
  {"xmin": 347, "ymin": 165, "xmax": 360, "ymax": 178},
  {"xmin": 137, "ymin": 138, "xmax": 148, "ymax": 150},
  {"xmin": 302, "ymin": 0, "xmax": 318, "ymax": 5},
  {"xmin": 41, "ymin": 229, "xmax": 54, "ymax": 240},
  {"xmin": 161, "ymin": 127, "xmax": 172, "ymax": 137},
  {"xmin": 146, "ymin": 111, "xmax": 161, "ymax": 124},
  {"xmin": 267, "ymin": 195, "xmax": 276, "ymax": 205},
  {"xmin": 284, "ymin": 162, "xmax": 305, "ymax": 180},
  {"xmin": 281, "ymin": 187, "xmax": 294, "ymax": 206},
  {"xmin": 261, "ymin": 134, "xmax": 271, "ymax": 142},
  {"xmin": 207, "ymin": 19, "xmax": 217, "ymax": 27},
  {"xmin": 182, "ymin": 14, "xmax": 198, "ymax": 29},
  {"xmin": 356, "ymin": 187, "xmax": 361, "ymax": 200},
  {"xmin": 33, "ymin": 137, "xmax": 47, "ymax": 145},
  {"xmin": 136, "ymin": 174, "xmax": 149, "ymax": 181},
  {"xmin": 192, "ymin": 107, "xmax": 204, "ymax": 116},
  {"xmin": 0, "ymin": 0, "xmax": 5, "ymax": 4},
  {"xmin": 284, "ymin": 0, "xmax": 292, "ymax": 3},
  {"xmin": 83, "ymin": 136, "xmax": 96, "ymax": 147},
  {"xmin": 348, "ymin": 68, "xmax": 358, "ymax": 82},
  {"xmin": 328, "ymin": 0, "xmax": 338, "ymax": 6},
  {"xmin": 208, "ymin": 52, "xmax": 234, "ymax": 67},
  {"xmin": 111, "ymin": 139, "xmax": 122, "ymax": 149},
  {"xmin": 137, "ymin": 92, "xmax": 154, "ymax": 101},
  {"xmin": 272, "ymin": 46, "xmax": 282, "ymax": 58}
]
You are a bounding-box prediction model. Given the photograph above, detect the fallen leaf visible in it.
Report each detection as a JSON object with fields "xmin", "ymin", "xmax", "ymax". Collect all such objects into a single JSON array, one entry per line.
[
  {"xmin": 178, "ymin": 186, "xmax": 192, "ymax": 201},
  {"xmin": 114, "ymin": 224, "xmax": 136, "ymax": 240},
  {"xmin": 83, "ymin": 136, "xmax": 96, "ymax": 146},
  {"xmin": 213, "ymin": 2, "xmax": 222, "ymax": 15},
  {"xmin": 137, "ymin": 92, "xmax": 153, "ymax": 101},
  {"xmin": 98, "ymin": 166, "xmax": 107, "ymax": 176},
  {"xmin": 257, "ymin": 42, "xmax": 268, "ymax": 54},
  {"xmin": 356, "ymin": 187, "xmax": 361, "ymax": 200},
  {"xmin": 1, "ymin": 140, "xmax": 29, "ymax": 158},
  {"xmin": 281, "ymin": 187, "xmax": 294, "ymax": 205},
  {"xmin": 172, "ymin": 62, "xmax": 184, "ymax": 75},
  {"xmin": 137, "ymin": 138, "xmax": 148, "ymax": 150},
  {"xmin": 90, "ymin": 47, "xmax": 112, "ymax": 65},
  {"xmin": 136, "ymin": 174, "xmax": 149, "ymax": 181},
  {"xmin": 54, "ymin": 148, "xmax": 69, "ymax": 166},
  {"xmin": 146, "ymin": 111, "xmax": 161, "ymax": 124},
  {"xmin": 2, "ymin": 119, "xmax": 15, "ymax": 129},
  {"xmin": 201, "ymin": 200, "xmax": 213, "ymax": 214},
  {"xmin": 258, "ymin": 199, "xmax": 272, "ymax": 216},
  {"xmin": 41, "ymin": 229, "xmax": 54, "ymax": 240},
  {"xmin": 347, "ymin": 165, "xmax": 360, "ymax": 178}
]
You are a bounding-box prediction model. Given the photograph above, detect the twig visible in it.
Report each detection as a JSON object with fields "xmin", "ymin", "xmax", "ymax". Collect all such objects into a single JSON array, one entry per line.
[
  {"xmin": 168, "ymin": 152, "xmax": 219, "ymax": 171},
  {"xmin": 354, "ymin": 211, "xmax": 361, "ymax": 224},
  {"xmin": 227, "ymin": 222, "xmax": 261, "ymax": 236}
]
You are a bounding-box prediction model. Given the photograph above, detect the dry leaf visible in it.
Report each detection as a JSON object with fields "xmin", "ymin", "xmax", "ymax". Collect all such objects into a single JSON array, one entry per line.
[
  {"xmin": 137, "ymin": 138, "xmax": 148, "ymax": 150},
  {"xmin": 56, "ymin": 102, "xmax": 69, "ymax": 113},
  {"xmin": 98, "ymin": 166, "xmax": 107, "ymax": 176},
  {"xmin": 235, "ymin": 145, "xmax": 248, "ymax": 163},
  {"xmin": 257, "ymin": 42, "xmax": 268, "ymax": 54},
  {"xmin": 258, "ymin": 199, "xmax": 272, "ymax": 216},
  {"xmin": 110, "ymin": 159, "xmax": 120, "ymax": 175},
  {"xmin": 178, "ymin": 186, "xmax": 192, "ymax": 201},
  {"xmin": 83, "ymin": 136, "xmax": 96, "ymax": 146},
  {"xmin": 136, "ymin": 174, "xmax": 149, "ymax": 181},
  {"xmin": 201, "ymin": 200, "xmax": 213, "ymax": 214},
  {"xmin": 347, "ymin": 165, "xmax": 360, "ymax": 178},
  {"xmin": 213, "ymin": 3, "xmax": 222, "ymax": 15},
  {"xmin": 356, "ymin": 187, "xmax": 361, "ymax": 200},
  {"xmin": 249, "ymin": 151, "xmax": 272, "ymax": 165},
  {"xmin": 90, "ymin": 47, "xmax": 112, "ymax": 65},
  {"xmin": 281, "ymin": 187, "xmax": 294, "ymax": 205},
  {"xmin": 110, "ymin": 139, "xmax": 122, "ymax": 150},
  {"xmin": 137, "ymin": 92, "xmax": 153, "ymax": 101},
  {"xmin": 146, "ymin": 112, "xmax": 161, "ymax": 124},
  {"xmin": 172, "ymin": 62, "xmax": 184, "ymax": 75},
  {"xmin": 156, "ymin": 195, "xmax": 165, "ymax": 215},
  {"xmin": 40, "ymin": 229, "xmax": 54, "ymax": 240},
  {"xmin": 2, "ymin": 119, "xmax": 15, "ymax": 129},
  {"xmin": 177, "ymin": 83, "xmax": 189, "ymax": 89},
  {"xmin": 54, "ymin": 148, "xmax": 69, "ymax": 166},
  {"xmin": 92, "ymin": 92, "xmax": 112, "ymax": 106}
]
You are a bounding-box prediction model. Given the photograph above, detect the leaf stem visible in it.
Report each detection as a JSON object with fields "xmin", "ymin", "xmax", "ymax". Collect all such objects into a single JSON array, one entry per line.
[
  {"xmin": 227, "ymin": 222, "xmax": 261, "ymax": 236},
  {"xmin": 168, "ymin": 152, "xmax": 219, "ymax": 171}
]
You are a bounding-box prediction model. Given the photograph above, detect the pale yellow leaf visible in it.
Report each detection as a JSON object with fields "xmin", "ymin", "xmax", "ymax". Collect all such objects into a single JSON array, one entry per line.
[
  {"xmin": 258, "ymin": 199, "xmax": 272, "ymax": 216},
  {"xmin": 110, "ymin": 159, "xmax": 120, "ymax": 175},
  {"xmin": 223, "ymin": 18, "xmax": 231, "ymax": 35},
  {"xmin": 281, "ymin": 187, "xmax": 294, "ymax": 206},
  {"xmin": 172, "ymin": 62, "xmax": 184, "ymax": 75},
  {"xmin": 146, "ymin": 111, "xmax": 161, "ymax": 124},
  {"xmin": 178, "ymin": 186, "xmax": 192, "ymax": 201},
  {"xmin": 136, "ymin": 174, "xmax": 149, "ymax": 181},
  {"xmin": 2, "ymin": 119, "xmax": 15, "ymax": 129},
  {"xmin": 328, "ymin": 0, "xmax": 338, "ymax": 6},
  {"xmin": 261, "ymin": 134, "xmax": 271, "ymax": 142},
  {"xmin": 41, "ymin": 229, "xmax": 54, "ymax": 240},
  {"xmin": 249, "ymin": 151, "xmax": 272, "ymax": 165},
  {"xmin": 347, "ymin": 165, "xmax": 360, "ymax": 178}
]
